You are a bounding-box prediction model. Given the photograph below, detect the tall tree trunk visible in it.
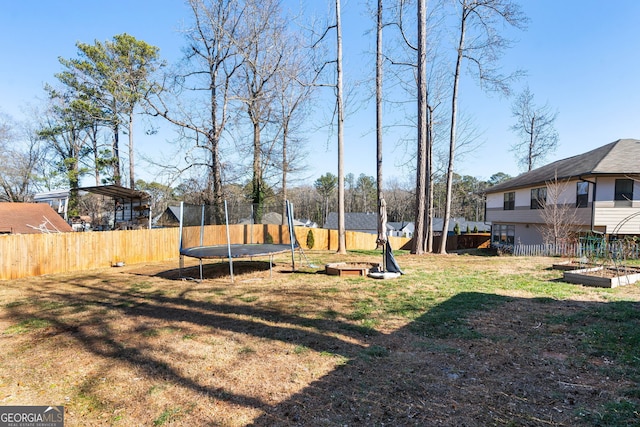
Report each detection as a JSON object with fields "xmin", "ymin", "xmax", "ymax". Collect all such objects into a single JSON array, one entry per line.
[
  {"xmin": 281, "ymin": 121, "xmax": 289, "ymax": 225},
  {"xmin": 336, "ymin": 0, "xmax": 346, "ymax": 254},
  {"xmin": 128, "ymin": 112, "xmax": 135, "ymax": 188},
  {"xmin": 528, "ymin": 115, "xmax": 535, "ymax": 171},
  {"xmin": 252, "ymin": 120, "xmax": 264, "ymax": 223},
  {"xmin": 112, "ymin": 125, "xmax": 121, "ymax": 186},
  {"xmin": 426, "ymin": 104, "xmax": 434, "ymax": 252},
  {"xmin": 375, "ymin": 0, "xmax": 384, "ymax": 240},
  {"xmin": 209, "ymin": 135, "xmax": 224, "ymax": 223},
  {"xmin": 209, "ymin": 65, "xmax": 224, "ymax": 223},
  {"xmin": 112, "ymin": 99, "xmax": 121, "ymax": 186},
  {"xmin": 413, "ymin": 0, "xmax": 427, "ymax": 254},
  {"xmin": 439, "ymin": 5, "xmax": 467, "ymax": 254},
  {"xmin": 68, "ymin": 157, "xmax": 80, "ymax": 217},
  {"xmin": 91, "ymin": 124, "xmax": 100, "ymax": 186}
]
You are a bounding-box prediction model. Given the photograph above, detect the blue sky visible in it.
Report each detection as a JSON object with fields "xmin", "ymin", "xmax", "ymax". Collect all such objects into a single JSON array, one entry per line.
[{"xmin": 1, "ymin": 1, "xmax": 639, "ymax": 187}]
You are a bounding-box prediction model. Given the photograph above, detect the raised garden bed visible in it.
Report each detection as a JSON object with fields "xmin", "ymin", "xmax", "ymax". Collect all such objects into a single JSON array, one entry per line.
[
  {"xmin": 552, "ymin": 260, "xmax": 594, "ymax": 271},
  {"xmin": 563, "ymin": 266, "xmax": 640, "ymax": 288},
  {"xmin": 325, "ymin": 262, "xmax": 379, "ymax": 277}
]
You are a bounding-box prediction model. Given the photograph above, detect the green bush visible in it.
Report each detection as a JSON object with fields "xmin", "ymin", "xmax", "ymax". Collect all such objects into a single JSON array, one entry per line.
[
  {"xmin": 454, "ymin": 223, "xmax": 461, "ymax": 235},
  {"xmin": 265, "ymin": 232, "xmax": 273, "ymax": 244},
  {"xmin": 306, "ymin": 229, "xmax": 315, "ymax": 249}
]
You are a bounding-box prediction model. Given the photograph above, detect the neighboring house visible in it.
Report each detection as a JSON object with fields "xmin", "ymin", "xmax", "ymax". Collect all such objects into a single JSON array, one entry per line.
[
  {"xmin": 0, "ymin": 203, "xmax": 73, "ymax": 234},
  {"xmin": 323, "ymin": 212, "xmax": 393, "ymax": 235},
  {"xmin": 485, "ymin": 138, "xmax": 640, "ymax": 246},
  {"xmin": 431, "ymin": 218, "xmax": 490, "ymax": 235},
  {"xmin": 388, "ymin": 221, "xmax": 414, "ymax": 238},
  {"xmin": 297, "ymin": 219, "xmax": 318, "ymax": 228},
  {"xmin": 155, "ymin": 206, "xmax": 181, "ymax": 227},
  {"xmin": 34, "ymin": 189, "xmax": 75, "ymax": 221},
  {"xmin": 323, "ymin": 213, "xmax": 486, "ymax": 237}
]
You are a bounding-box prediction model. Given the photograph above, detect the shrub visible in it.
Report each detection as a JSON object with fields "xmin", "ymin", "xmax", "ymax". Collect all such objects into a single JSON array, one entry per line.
[
  {"xmin": 306, "ymin": 229, "xmax": 315, "ymax": 249},
  {"xmin": 265, "ymin": 232, "xmax": 274, "ymax": 244}
]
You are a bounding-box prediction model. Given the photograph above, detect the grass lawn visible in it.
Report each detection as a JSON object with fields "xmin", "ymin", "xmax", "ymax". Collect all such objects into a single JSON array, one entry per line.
[{"xmin": 1, "ymin": 250, "xmax": 640, "ymax": 426}]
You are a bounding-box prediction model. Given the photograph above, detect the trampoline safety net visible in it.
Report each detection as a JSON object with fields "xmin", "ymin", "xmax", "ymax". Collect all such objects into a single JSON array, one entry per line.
[{"xmin": 179, "ymin": 201, "xmax": 296, "ymax": 256}]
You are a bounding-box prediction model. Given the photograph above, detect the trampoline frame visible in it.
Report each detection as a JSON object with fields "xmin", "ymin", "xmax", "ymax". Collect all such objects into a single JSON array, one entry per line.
[{"xmin": 178, "ymin": 200, "xmax": 298, "ymax": 282}]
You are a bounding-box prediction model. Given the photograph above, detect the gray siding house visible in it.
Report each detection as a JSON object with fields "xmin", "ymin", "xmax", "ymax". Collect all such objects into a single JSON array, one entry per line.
[{"xmin": 485, "ymin": 139, "xmax": 640, "ymax": 246}]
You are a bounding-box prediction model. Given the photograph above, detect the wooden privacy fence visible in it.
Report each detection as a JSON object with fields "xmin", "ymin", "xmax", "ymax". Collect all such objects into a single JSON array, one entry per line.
[{"xmin": 0, "ymin": 226, "xmax": 410, "ymax": 280}]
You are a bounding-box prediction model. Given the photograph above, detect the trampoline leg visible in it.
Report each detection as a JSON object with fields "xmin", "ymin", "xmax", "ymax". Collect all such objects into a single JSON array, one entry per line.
[
  {"xmin": 199, "ymin": 258, "xmax": 203, "ymax": 281},
  {"xmin": 179, "ymin": 255, "xmax": 184, "ymax": 278},
  {"xmin": 269, "ymin": 255, "xmax": 273, "ymax": 278}
]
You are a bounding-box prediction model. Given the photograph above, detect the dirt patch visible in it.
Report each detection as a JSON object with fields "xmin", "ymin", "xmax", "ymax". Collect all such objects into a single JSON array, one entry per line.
[{"xmin": 1, "ymin": 252, "xmax": 639, "ymax": 426}]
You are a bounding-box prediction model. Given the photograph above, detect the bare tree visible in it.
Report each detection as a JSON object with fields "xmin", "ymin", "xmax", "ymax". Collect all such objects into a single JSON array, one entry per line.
[
  {"xmin": 335, "ymin": 0, "xmax": 346, "ymax": 254},
  {"xmin": 271, "ymin": 34, "xmax": 316, "ymax": 223},
  {"xmin": 234, "ymin": 0, "xmax": 287, "ymax": 220},
  {"xmin": 312, "ymin": 0, "xmax": 347, "ymax": 253},
  {"xmin": 413, "ymin": 0, "xmax": 428, "ymax": 254},
  {"xmin": 537, "ymin": 173, "xmax": 579, "ymax": 249},
  {"xmin": 438, "ymin": 0, "xmax": 527, "ymax": 254},
  {"xmin": 385, "ymin": 0, "xmax": 445, "ymax": 253},
  {"xmin": 147, "ymin": 0, "xmax": 243, "ymax": 222},
  {"xmin": 0, "ymin": 112, "xmax": 46, "ymax": 202},
  {"xmin": 511, "ymin": 85, "xmax": 559, "ymax": 171},
  {"xmin": 375, "ymin": 0, "xmax": 386, "ymax": 248},
  {"xmin": 385, "ymin": 176, "xmax": 414, "ymax": 222}
]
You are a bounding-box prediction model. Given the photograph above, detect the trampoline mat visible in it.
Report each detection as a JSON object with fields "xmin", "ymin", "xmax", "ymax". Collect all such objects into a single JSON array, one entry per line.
[{"xmin": 180, "ymin": 244, "xmax": 293, "ymax": 259}]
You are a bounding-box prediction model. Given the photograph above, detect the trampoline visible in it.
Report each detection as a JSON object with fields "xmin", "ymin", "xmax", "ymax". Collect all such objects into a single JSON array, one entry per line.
[
  {"xmin": 178, "ymin": 201, "xmax": 298, "ymax": 281},
  {"xmin": 180, "ymin": 244, "xmax": 292, "ymax": 260}
]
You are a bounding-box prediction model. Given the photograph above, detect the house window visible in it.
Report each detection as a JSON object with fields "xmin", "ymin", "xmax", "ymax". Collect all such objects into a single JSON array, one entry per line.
[
  {"xmin": 492, "ymin": 224, "xmax": 515, "ymax": 245},
  {"xmin": 576, "ymin": 181, "xmax": 589, "ymax": 208},
  {"xmin": 530, "ymin": 187, "xmax": 547, "ymax": 209},
  {"xmin": 503, "ymin": 192, "xmax": 515, "ymax": 210},
  {"xmin": 615, "ymin": 179, "xmax": 633, "ymax": 202}
]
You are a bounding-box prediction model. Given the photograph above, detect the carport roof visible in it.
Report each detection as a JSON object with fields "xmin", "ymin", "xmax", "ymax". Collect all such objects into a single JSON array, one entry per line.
[{"xmin": 79, "ymin": 185, "xmax": 150, "ymax": 202}]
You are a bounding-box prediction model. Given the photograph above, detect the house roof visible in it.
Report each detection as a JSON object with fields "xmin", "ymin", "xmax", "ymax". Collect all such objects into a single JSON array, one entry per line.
[
  {"xmin": 323, "ymin": 212, "xmax": 391, "ymax": 231},
  {"xmin": 388, "ymin": 221, "xmax": 414, "ymax": 233},
  {"xmin": 487, "ymin": 138, "xmax": 640, "ymax": 193},
  {"xmin": 0, "ymin": 203, "xmax": 73, "ymax": 234}
]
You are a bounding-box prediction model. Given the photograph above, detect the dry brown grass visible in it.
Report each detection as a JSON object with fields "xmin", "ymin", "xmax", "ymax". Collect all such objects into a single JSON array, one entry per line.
[{"xmin": 1, "ymin": 250, "xmax": 640, "ymax": 426}]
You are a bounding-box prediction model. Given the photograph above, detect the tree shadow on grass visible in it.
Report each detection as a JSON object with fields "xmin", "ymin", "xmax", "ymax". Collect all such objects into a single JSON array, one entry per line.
[
  {"xmin": 4, "ymin": 278, "xmax": 640, "ymax": 426},
  {"xmin": 249, "ymin": 294, "xmax": 640, "ymax": 426},
  {"xmin": 152, "ymin": 260, "xmax": 274, "ymax": 281}
]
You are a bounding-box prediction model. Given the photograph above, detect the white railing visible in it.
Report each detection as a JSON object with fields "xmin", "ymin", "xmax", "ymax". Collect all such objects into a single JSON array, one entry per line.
[{"xmin": 510, "ymin": 241, "xmax": 640, "ymax": 259}]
